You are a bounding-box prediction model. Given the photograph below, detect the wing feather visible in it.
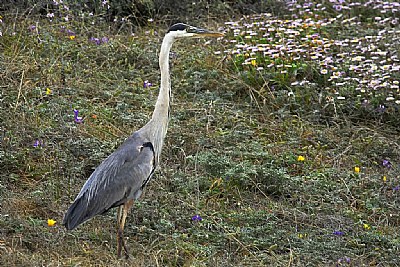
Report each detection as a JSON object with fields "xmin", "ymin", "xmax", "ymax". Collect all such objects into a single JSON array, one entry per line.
[{"xmin": 63, "ymin": 133, "xmax": 155, "ymax": 230}]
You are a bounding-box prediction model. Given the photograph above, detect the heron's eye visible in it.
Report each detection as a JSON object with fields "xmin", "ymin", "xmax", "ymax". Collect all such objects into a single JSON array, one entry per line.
[{"xmin": 186, "ymin": 27, "xmax": 197, "ymax": 33}]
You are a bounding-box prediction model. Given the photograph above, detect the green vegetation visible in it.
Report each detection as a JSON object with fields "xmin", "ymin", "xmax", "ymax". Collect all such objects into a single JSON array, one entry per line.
[{"xmin": 1, "ymin": 0, "xmax": 399, "ymax": 266}]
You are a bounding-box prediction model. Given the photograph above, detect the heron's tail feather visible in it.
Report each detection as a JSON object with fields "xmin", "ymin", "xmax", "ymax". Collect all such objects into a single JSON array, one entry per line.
[{"xmin": 63, "ymin": 195, "xmax": 91, "ymax": 230}]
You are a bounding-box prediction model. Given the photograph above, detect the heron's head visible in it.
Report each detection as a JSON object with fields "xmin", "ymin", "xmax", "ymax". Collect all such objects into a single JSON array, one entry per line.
[{"xmin": 167, "ymin": 23, "xmax": 224, "ymax": 39}]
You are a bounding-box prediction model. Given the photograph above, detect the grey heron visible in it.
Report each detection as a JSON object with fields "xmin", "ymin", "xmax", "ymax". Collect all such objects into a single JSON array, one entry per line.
[{"xmin": 63, "ymin": 23, "xmax": 223, "ymax": 259}]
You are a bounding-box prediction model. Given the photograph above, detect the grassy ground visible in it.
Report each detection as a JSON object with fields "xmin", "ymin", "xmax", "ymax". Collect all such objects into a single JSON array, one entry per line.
[{"xmin": 1, "ymin": 1, "xmax": 400, "ymax": 266}]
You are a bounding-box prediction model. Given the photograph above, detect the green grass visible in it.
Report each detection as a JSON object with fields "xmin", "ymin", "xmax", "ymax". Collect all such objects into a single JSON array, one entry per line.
[{"xmin": 1, "ymin": 1, "xmax": 400, "ymax": 266}]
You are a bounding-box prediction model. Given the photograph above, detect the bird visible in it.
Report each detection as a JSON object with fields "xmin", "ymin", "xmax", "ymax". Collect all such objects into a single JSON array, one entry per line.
[{"xmin": 62, "ymin": 23, "xmax": 223, "ymax": 259}]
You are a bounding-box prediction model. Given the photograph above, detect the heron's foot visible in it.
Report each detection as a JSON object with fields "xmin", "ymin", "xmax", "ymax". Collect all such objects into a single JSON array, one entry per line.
[
  {"xmin": 123, "ymin": 240, "xmax": 130, "ymax": 259},
  {"xmin": 117, "ymin": 229, "xmax": 130, "ymax": 259}
]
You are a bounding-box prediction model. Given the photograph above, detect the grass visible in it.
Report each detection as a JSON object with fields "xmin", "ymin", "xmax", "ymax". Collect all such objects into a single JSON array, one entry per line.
[{"xmin": 1, "ymin": 1, "xmax": 400, "ymax": 266}]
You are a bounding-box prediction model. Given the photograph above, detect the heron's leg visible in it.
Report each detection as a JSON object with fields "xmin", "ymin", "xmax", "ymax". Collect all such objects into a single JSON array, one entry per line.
[
  {"xmin": 117, "ymin": 205, "xmax": 123, "ymax": 225},
  {"xmin": 117, "ymin": 200, "xmax": 134, "ymax": 259},
  {"xmin": 116, "ymin": 205, "xmax": 124, "ymax": 258}
]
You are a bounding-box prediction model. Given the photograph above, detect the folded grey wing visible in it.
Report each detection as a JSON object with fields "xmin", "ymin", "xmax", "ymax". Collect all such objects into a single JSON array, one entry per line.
[{"xmin": 63, "ymin": 135, "xmax": 155, "ymax": 230}]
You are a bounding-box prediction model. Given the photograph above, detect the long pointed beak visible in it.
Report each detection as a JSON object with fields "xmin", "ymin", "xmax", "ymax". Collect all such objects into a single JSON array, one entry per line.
[{"xmin": 191, "ymin": 27, "xmax": 224, "ymax": 38}]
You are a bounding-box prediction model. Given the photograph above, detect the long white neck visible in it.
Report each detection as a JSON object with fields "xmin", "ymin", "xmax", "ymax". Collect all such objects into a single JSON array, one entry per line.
[
  {"xmin": 142, "ymin": 33, "xmax": 175, "ymax": 162},
  {"xmin": 152, "ymin": 34, "xmax": 173, "ymax": 121}
]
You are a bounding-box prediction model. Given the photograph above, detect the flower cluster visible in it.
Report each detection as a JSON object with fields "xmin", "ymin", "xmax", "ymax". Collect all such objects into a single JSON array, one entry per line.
[
  {"xmin": 337, "ymin": 256, "xmax": 351, "ymax": 265},
  {"xmin": 89, "ymin": 36, "xmax": 109, "ymax": 45},
  {"xmin": 219, "ymin": 0, "xmax": 400, "ymax": 110},
  {"xmin": 191, "ymin": 214, "xmax": 202, "ymax": 222}
]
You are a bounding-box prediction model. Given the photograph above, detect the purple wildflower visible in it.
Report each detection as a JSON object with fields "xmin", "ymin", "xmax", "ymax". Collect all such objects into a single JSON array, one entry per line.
[
  {"xmin": 90, "ymin": 37, "xmax": 101, "ymax": 45},
  {"xmin": 33, "ymin": 140, "xmax": 42, "ymax": 148},
  {"xmin": 333, "ymin": 231, "xmax": 344, "ymax": 236},
  {"xmin": 311, "ymin": 33, "xmax": 319, "ymax": 39},
  {"xmin": 101, "ymin": 37, "xmax": 109, "ymax": 44},
  {"xmin": 89, "ymin": 36, "xmax": 109, "ymax": 45},
  {"xmin": 393, "ymin": 185, "xmax": 400, "ymax": 192},
  {"xmin": 382, "ymin": 159, "xmax": 392, "ymax": 168},
  {"xmin": 67, "ymin": 29, "xmax": 75, "ymax": 36},
  {"xmin": 334, "ymin": 5, "xmax": 343, "ymax": 11},
  {"xmin": 74, "ymin": 109, "xmax": 83, "ymax": 123},
  {"xmin": 143, "ymin": 80, "xmax": 153, "ymax": 88},
  {"xmin": 337, "ymin": 256, "xmax": 351, "ymax": 265},
  {"xmin": 191, "ymin": 214, "xmax": 202, "ymax": 221}
]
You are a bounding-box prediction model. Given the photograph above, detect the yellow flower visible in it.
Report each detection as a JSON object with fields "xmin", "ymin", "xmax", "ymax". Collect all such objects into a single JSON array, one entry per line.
[
  {"xmin": 69, "ymin": 35, "xmax": 76, "ymax": 40},
  {"xmin": 363, "ymin": 223, "xmax": 371, "ymax": 230},
  {"xmin": 46, "ymin": 87, "xmax": 52, "ymax": 95},
  {"xmin": 47, "ymin": 219, "xmax": 57, "ymax": 227},
  {"xmin": 352, "ymin": 55, "xmax": 364, "ymax": 62},
  {"xmin": 251, "ymin": 59, "xmax": 257, "ymax": 66},
  {"xmin": 354, "ymin": 166, "xmax": 360, "ymax": 173},
  {"xmin": 297, "ymin": 155, "xmax": 305, "ymax": 162},
  {"xmin": 383, "ymin": 176, "xmax": 387, "ymax": 182},
  {"xmin": 298, "ymin": 233, "xmax": 307, "ymax": 238}
]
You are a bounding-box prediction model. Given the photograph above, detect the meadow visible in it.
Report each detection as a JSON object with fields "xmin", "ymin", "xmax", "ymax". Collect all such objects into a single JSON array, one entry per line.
[{"xmin": 0, "ymin": 0, "xmax": 399, "ymax": 266}]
